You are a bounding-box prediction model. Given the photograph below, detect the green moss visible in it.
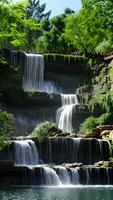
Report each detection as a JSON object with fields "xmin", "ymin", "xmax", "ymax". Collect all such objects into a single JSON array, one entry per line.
[{"xmin": 43, "ymin": 53, "xmax": 89, "ymax": 64}]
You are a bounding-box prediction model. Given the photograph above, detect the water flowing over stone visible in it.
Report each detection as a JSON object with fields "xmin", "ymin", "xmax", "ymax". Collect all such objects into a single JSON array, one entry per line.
[
  {"xmin": 61, "ymin": 94, "xmax": 79, "ymax": 105},
  {"xmin": 23, "ymin": 54, "xmax": 44, "ymax": 92},
  {"xmin": 79, "ymin": 167, "xmax": 111, "ymax": 185},
  {"xmin": 14, "ymin": 140, "xmax": 39, "ymax": 166},
  {"xmin": 38, "ymin": 138, "xmax": 110, "ymax": 165},
  {"xmin": 11, "ymin": 51, "xmax": 18, "ymax": 67},
  {"xmin": 69, "ymin": 168, "xmax": 80, "ymax": 185},
  {"xmin": 43, "ymin": 81, "xmax": 62, "ymax": 93},
  {"xmin": 55, "ymin": 166, "xmax": 70, "ymax": 185},
  {"xmin": 42, "ymin": 166, "xmax": 62, "ymax": 186},
  {"xmin": 56, "ymin": 94, "xmax": 79, "ymax": 133}
]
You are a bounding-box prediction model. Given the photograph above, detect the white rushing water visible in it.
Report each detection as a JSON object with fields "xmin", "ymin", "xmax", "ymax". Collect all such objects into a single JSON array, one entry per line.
[
  {"xmin": 69, "ymin": 168, "xmax": 80, "ymax": 185},
  {"xmin": 56, "ymin": 94, "xmax": 79, "ymax": 133},
  {"xmin": 23, "ymin": 53, "xmax": 44, "ymax": 92},
  {"xmin": 14, "ymin": 140, "xmax": 39, "ymax": 166},
  {"xmin": 43, "ymin": 167, "xmax": 62, "ymax": 186},
  {"xmin": 42, "ymin": 166, "xmax": 80, "ymax": 186},
  {"xmin": 56, "ymin": 166, "xmax": 71, "ymax": 185}
]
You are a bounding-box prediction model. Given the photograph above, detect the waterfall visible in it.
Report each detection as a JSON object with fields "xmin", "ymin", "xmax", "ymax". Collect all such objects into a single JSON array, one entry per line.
[
  {"xmin": 11, "ymin": 51, "xmax": 18, "ymax": 67},
  {"xmin": 23, "ymin": 53, "xmax": 44, "ymax": 92},
  {"xmin": 14, "ymin": 140, "xmax": 39, "ymax": 166},
  {"xmin": 56, "ymin": 166, "xmax": 70, "ymax": 185},
  {"xmin": 61, "ymin": 94, "xmax": 79, "ymax": 105},
  {"xmin": 38, "ymin": 138, "xmax": 110, "ymax": 165},
  {"xmin": 42, "ymin": 167, "xmax": 62, "ymax": 186},
  {"xmin": 42, "ymin": 166, "xmax": 80, "ymax": 185},
  {"xmin": 69, "ymin": 168, "xmax": 80, "ymax": 185},
  {"xmin": 56, "ymin": 94, "xmax": 79, "ymax": 133}
]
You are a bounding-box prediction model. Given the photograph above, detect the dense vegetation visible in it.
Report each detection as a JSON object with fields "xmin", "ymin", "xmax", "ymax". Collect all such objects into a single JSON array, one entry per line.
[
  {"xmin": 32, "ymin": 121, "xmax": 58, "ymax": 142},
  {"xmin": 0, "ymin": 110, "xmax": 13, "ymax": 149},
  {"xmin": 1, "ymin": 0, "xmax": 113, "ymax": 54}
]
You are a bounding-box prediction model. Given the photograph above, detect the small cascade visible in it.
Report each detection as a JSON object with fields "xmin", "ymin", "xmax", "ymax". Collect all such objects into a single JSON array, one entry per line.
[
  {"xmin": 69, "ymin": 168, "xmax": 80, "ymax": 185},
  {"xmin": 43, "ymin": 81, "xmax": 62, "ymax": 93},
  {"xmin": 56, "ymin": 94, "xmax": 79, "ymax": 133},
  {"xmin": 23, "ymin": 53, "xmax": 44, "ymax": 92},
  {"xmin": 14, "ymin": 140, "xmax": 39, "ymax": 166},
  {"xmin": 55, "ymin": 166, "xmax": 70, "ymax": 185},
  {"xmin": 42, "ymin": 166, "xmax": 80, "ymax": 185},
  {"xmin": 42, "ymin": 166, "xmax": 62, "ymax": 186},
  {"xmin": 11, "ymin": 51, "xmax": 18, "ymax": 67}
]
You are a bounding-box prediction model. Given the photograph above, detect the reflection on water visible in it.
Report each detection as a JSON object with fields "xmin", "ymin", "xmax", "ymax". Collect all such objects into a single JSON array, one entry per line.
[{"xmin": 0, "ymin": 186, "xmax": 113, "ymax": 200}]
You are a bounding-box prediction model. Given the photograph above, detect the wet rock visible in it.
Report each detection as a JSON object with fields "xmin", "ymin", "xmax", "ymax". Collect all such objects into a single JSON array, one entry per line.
[
  {"xmin": 91, "ymin": 128, "xmax": 101, "ymax": 138},
  {"xmin": 57, "ymin": 132, "xmax": 70, "ymax": 137},
  {"xmin": 98, "ymin": 125, "xmax": 113, "ymax": 131},
  {"xmin": 100, "ymin": 130, "xmax": 111, "ymax": 139},
  {"xmin": 94, "ymin": 161, "xmax": 113, "ymax": 168},
  {"xmin": 62, "ymin": 163, "xmax": 83, "ymax": 168},
  {"xmin": 0, "ymin": 160, "xmax": 14, "ymax": 168},
  {"xmin": 70, "ymin": 133, "xmax": 78, "ymax": 138}
]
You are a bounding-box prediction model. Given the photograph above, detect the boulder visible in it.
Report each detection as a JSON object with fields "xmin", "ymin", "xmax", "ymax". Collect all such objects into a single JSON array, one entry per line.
[
  {"xmin": 62, "ymin": 163, "xmax": 83, "ymax": 168},
  {"xmin": 94, "ymin": 161, "xmax": 113, "ymax": 168},
  {"xmin": 98, "ymin": 125, "xmax": 113, "ymax": 131},
  {"xmin": 108, "ymin": 60, "xmax": 113, "ymax": 68},
  {"xmin": 100, "ymin": 130, "xmax": 111, "ymax": 139},
  {"xmin": 109, "ymin": 130, "xmax": 113, "ymax": 140},
  {"xmin": 92, "ymin": 127, "xmax": 101, "ymax": 138}
]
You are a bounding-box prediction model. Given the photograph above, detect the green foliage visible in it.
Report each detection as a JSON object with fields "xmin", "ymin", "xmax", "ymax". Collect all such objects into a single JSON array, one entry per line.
[
  {"xmin": 0, "ymin": 0, "xmax": 51, "ymax": 51},
  {"xmin": 32, "ymin": 121, "xmax": 58, "ymax": 142},
  {"xmin": 89, "ymin": 91, "xmax": 113, "ymax": 113},
  {"xmin": 80, "ymin": 113, "xmax": 112, "ymax": 134},
  {"xmin": 36, "ymin": 11, "xmax": 75, "ymax": 53},
  {"xmin": 63, "ymin": 0, "xmax": 113, "ymax": 53},
  {"xmin": 0, "ymin": 110, "xmax": 13, "ymax": 150},
  {"xmin": 80, "ymin": 116, "xmax": 98, "ymax": 134},
  {"xmin": 95, "ymin": 39, "xmax": 113, "ymax": 54},
  {"xmin": 98, "ymin": 113, "xmax": 112, "ymax": 125}
]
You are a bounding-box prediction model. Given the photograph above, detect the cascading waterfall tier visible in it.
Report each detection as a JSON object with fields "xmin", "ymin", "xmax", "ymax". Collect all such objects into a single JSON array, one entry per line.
[
  {"xmin": 23, "ymin": 53, "xmax": 44, "ymax": 92},
  {"xmin": 37, "ymin": 138, "xmax": 110, "ymax": 165},
  {"xmin": 42, "ymin": 166, "xmax": 80, "ymax": 186},
  {"xmin": 14, "ymin": 140, "xmax": 39, "ymax": 166},
  {"xmin": 0, "ymin": 138, "xmax": 112, "ymax": 185},
  {"xmin": 14, "ymin": 138, "xmax": 110, "ymax": 166},
  {"xmin": 56, "ymin": 94, "xmax": 79, "ymax": 133},
  {"xmin": 42, "ymin": 166, "xmax": 62, "ymax": 186}
]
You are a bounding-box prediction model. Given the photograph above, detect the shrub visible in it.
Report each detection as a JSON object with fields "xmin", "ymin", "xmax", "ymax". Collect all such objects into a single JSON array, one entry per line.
[
  {"xmin": 0, "ymin": 110, "xmax": 13, "ymax": 150},
  {"xmin": 98, "ymin": 113, "xmax": 112, "ymax": 125},
  {"xmin": 89, "ymin": 92, "xmax": 113, "ymax": 113},
  {"xmin": 32, "ymin": 121, "xmax": 58, "ymax": 142},
  {"xmin": 80, "ymin": 116, "xmax": 99, "ymax": 134},
  {"xmin": 80, "ymin": 113, "xmax": 112, "ymax": 134}
]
